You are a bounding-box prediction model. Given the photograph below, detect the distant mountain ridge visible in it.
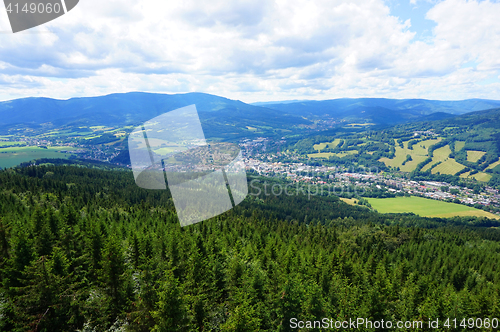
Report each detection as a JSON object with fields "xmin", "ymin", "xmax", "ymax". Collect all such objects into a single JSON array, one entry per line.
[
  {"xmin": 260, "ymin": 97, "xmax": 500, "ymax": 115},
  {"xmin": 260, "ymin": 98, "xmax": 500, "ymax": 125},
  {"xmin": 1, "ymin": 93, "xmax": 500, "ymax": 135},
  {"xmin": 0, "ymin": 92, "xmax": 311, "ymax": 140}
]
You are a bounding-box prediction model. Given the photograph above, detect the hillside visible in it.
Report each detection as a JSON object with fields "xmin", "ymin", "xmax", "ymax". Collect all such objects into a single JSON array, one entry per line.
[
  {"xmin": 262, "ymin": 98, "xmax": 500, "ymax": 125},
  {"xmin": 0, "ymin": 92, "xmax": 311, "ymax": 141},
  {"xmin": 288, "ymin": 107, "xmax": 500, "ymax": 184}
]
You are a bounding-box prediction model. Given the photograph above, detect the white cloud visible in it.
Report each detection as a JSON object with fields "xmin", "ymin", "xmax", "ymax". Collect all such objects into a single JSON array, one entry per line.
[{"xmin": 0, "ymin": 0, "xmax": 499, "ymax": 102}]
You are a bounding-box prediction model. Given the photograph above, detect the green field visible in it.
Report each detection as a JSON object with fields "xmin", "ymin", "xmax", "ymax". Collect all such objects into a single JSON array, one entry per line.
[
  {"xmin": 379, "ymin": 138, "xmax": 441, "ymax": 172},
  {"xmin": 0, "ymin": 146, "xmax": 77, "ymax": 169},
  {"xmin": 455, "ymin": 141, "xmax": 465, "ymax": 151},
  {"xmin": 467, "ymin": 150, "xmax": 486, "ymax": 162},
  {"xmin": 460, "ymin": 171, "xmax": 492, "ymax": 182},
  {"xmin": 486, "ymin": 158, "xmax": 500, "ymax": 170},
  {"xmin": 313, "ymin": 139, "xmax": 341, "ymax": 152},
  {"xmin": 0, "ymin": 141, "xmax": 26, "ymax": 147},
  {"xmin": 431, "ymin": 159, "xmax": 465, "ymax": 175},
  {"xmin": 421, "ymin": 145, "xmax": 457, "ymax": 172},
  {"xmin": 308, "ymin": 150, "xmax": 358, "ymax": 158},
  {"xmin": 366, "ymin": 196, "xmax": 500, "ymax": 219},
  {"xmin": 340, "ymin": 197, "xmax": 359, "ymax": 205}
]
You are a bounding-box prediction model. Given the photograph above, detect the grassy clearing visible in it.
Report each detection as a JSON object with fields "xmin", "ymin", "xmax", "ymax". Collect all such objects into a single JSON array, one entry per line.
[
  {"xmin": 345, "ymin": 123, "xmax": 375, "ymax": 127},
  {"xmin": 459, "ymin": 171, "xmax": 492, "ymax": 182},
  {"xmin": 432, "ymin": 210, "xmax": 500, "ymax": 219},
  {"xmin": 411, "ymin": 138, "xmax": 442, "ymax": 156},
  {"xmin": 455, "ymin": 141, "xmax": 466, "ymax": 151},
  {"xmin": 431, "ymin": 159, "xmax": 465, "ymax": 175},
  {"xmin": 486, "ymin": 158, "xmax": 500, "ymax": 170},
  {"xmin": 460, "ymin": 171, "xmax": 470, "ymax": 178},
  {"xmin": 467, "ymin": 150, "xmax": 487, "ymax": 162},
  {"xmin": 379, "ymin": 138, "xmax": 441, "ymax": 172},
  {"xmin": 340, "ymin": 197, "xmax": 358, "ymax": 205},
  {"xmin": 152, "ymin": 147, "xmax": 185, "ymax": 155},
  {"xmin": 313, "ymin": 139, "xmax": 341, "ymax": 152},
  {"xmin": 471, "ymin": 172, "xmax": 492, "ymax": 182},
  {"xmin": 421, "ymin": 145, "xmax": 452, "ymax": 172},
  {"xmin": 308, "ymin": 151, "xmax": 358, "ymax": 158},
  {"xmin": 366, "ymin": 196, "xmax": 499, "ymax": 219},
  {"xmin": 0, "ymin": 141, "xmax": 26, "ymax": 147},
  {"xmin": 0, "ymin": 146, "xmax": 77, "ymax": 169}
]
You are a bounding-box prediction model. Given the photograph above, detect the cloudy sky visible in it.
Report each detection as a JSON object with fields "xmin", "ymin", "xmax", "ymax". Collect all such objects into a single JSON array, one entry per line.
[{"xmin": 0, "ymin": 0, "xmax": 499, "ymax": 102}]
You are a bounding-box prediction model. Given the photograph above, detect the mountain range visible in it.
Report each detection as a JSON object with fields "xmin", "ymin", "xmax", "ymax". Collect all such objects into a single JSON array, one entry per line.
[
  {"xmin": 259, "ymin": 98, "xmax": 500, "ymax": 125},
  {"xmin": 2, "ymin": 93, "xmax": 500, "ymax": 136}
]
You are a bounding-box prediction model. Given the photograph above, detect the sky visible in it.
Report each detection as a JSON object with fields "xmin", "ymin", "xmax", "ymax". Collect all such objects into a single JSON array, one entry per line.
[{"xmin": 0, "ymin": 0, "xmax": 499, "ymax": 103}]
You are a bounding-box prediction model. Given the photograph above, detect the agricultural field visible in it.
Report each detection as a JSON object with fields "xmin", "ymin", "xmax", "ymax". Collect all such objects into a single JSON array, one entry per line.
[
  {"xmin": 308, "ymin": 150, "xmax": 358, "ymax": 158},
  {"xmin": 379, "ymin": 138, "xmax": 441, "ymax": 172},
  {"xmin": 421, "ymin": 145, "xmax": 454, "ymax": 172},
  {"xmin": 344, "ymin": 123, "xmax": 375, "ymax": 128},
  {"xmin": 431, "ymin": 159, "xmax": 465, "ymax": 175},
  {"xmin": 467, "ymin": 150, "xmax": 486, "ymax": 162},
  {"xmin": 313, "ymin": 139, "xmax": 341, "ymax": 152},
  {"xmin": 486, "ymin": 158, "xmax": 500, "ymax": 170},
  {"xmin": 0, "ymin": 146, "xmax": 77, "ymax": 169},
  {"xmin": 460, "ymin": 171, "xmax": 492, "ymax": 182},
  {"xmin": 455, "ymin": 141, "xmax": 466, "ymax": 151},
  {"xmin": 0, "ymin": 141, "xmax": 26, "ymax": 147},
  {"xmin": 366, "ymin": 196, "xmax": 500, "ymax": 219},
  {"xmin": 339, "ymin": 197, "xmax": 359, "ymax": 205}
]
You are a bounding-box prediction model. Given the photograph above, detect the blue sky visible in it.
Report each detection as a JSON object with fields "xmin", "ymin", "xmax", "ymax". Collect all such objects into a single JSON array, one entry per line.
[{"xmin": 0, "ymin": 0, "xmax": 499, "ymax": 102}]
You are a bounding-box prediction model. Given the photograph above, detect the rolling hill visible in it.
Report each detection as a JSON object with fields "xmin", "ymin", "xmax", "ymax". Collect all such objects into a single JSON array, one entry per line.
[
  {"xmin": 260, "ymin": 98, "xmax": 500, "ymax": 124},
  {"xmin": 0, "ymin": 92, "xmax": 311, "ymax": 140}
]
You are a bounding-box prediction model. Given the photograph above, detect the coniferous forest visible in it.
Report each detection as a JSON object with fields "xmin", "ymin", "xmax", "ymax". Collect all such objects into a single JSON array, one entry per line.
[{"xmin": 1, "ymin": 165, "xmax": 500, "ymax": 331}]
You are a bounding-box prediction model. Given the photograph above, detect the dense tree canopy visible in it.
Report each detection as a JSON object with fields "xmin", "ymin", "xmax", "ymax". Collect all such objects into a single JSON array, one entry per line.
[{"xmin": 0, "ymin": 165, "xmax": 499, "ymax": 331}]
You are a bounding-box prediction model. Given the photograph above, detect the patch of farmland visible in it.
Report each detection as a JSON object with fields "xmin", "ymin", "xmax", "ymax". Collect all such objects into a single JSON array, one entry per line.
[
  {"xmin": 486, "ymin": 158, "xmax": 500, "ymax": 170},
  {"xmin": 308, "ymin": 151, "xmax": 358, "ymax": 158},
  {"xmin": 313, "ymin": 139, "xmax": 341, "ymax": 152},
  {"xmin": 455, "ymin": 141, "xmax": 466, "ymax": 151},
  {"xmin": 466, "ymin": 150, "xmax": 486, "ymax": 163},
  {"xmin": 431, "ymin": 159, "xmax": 466, "ymax": 175},
  {"xmin": 421, "ymin": 145, "xmax": 452, "ymax": 172},
  {"xmin": 379, "ymin": 138, "xmax": 442, "ymax": 172}
]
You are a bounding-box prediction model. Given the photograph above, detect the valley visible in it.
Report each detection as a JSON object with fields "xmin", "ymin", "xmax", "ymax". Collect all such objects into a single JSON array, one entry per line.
[{"xmin": 2, "ymin": 93, "xmax": 500, "ymax": 221}]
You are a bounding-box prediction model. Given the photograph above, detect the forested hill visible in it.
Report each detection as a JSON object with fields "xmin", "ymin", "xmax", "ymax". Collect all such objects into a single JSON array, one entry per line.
[
  {"xmin": 1, "ymin": 166, "xmax": 500, "ymax": 331},
  {"xmin": 260, "ymin": 98, "xmax": 500, "ymax": 124}
]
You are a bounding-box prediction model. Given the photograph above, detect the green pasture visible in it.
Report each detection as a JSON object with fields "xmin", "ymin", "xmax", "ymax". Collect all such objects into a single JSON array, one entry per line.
[
  {"xmin": 340, "ymin": 197, "xmax": 359, "ymax": 205},
  {"xmin": 421, "ymin": 145, "xmax": 453, "ymax": 172},
  {"xmin": 486, "ymin": 158, "xmax": 500, "ymax": 170},
  {"xmin": 308, "ymin": 150, "xmax": 358, "ymax": 158},
  {"xmin": 366, "ymin": 196, "xmax": 499, "ymax": 219},
  {"xmin": 0, "ymin": 146, "xmax": 77, "ymax": 169},
  {"xmin": 460, "ymin": 171, "xmax": 492, "ymax": 182},
  {"xmin": 313, "ymin": 139, "xmax": 341, "ymax": 152},
  {"xmin": 379, "ymin": 138, "xmax": 442, "ymax": 172},
  {"xmin": 467, "ymin": 150, "xmax": 486, "ymax": 162},
  {"xmin": 431, "ymin": 159, "xmax": 465, "ymax": 175},
  {"xmin": 0, "ymin": 141, "xmax": 26, "ymax": 147},
  {"xmin": 455, "ymin": 141, "xmax": 466, "ymax": 151}
]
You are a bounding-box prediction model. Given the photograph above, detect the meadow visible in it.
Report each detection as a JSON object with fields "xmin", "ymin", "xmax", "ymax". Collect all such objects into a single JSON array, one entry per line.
[
  {"xmin": 460, "ymin": 171, "xmax": 492, "ymax": 182},
  {"xmin": 0, "ymin": 146, "xmax": 77, "ymax": 169},
  {"xmin": 379, "ymin": 138, "xmax": 441, "ymax": 172},
  {"xmin": 367, "ymin": 196, "xmax": 500, "ymax": 219},
  {"xmin": 0, "ymin": 141, "xmax": 26, "ymax": 147},
  {"xmin": 313, "ymin": 138, "xmax": 341, "ymax": 151},
  {"xmin": 467, "ymin": 150, "xmax": 486, "ymax": 162},
  {"xmin": 308, "ymin": 150, "xmax": 358, "ymax": 158}
]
